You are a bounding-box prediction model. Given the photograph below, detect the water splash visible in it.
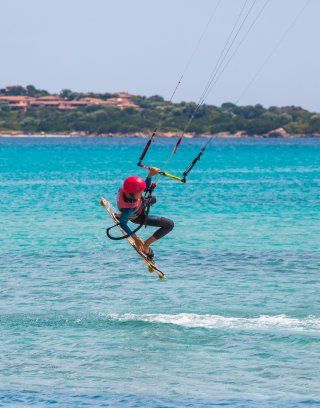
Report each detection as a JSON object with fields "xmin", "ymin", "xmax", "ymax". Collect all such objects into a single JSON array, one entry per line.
[{"xmin": 107, "ymin": 313, "xmax": 320, "ymax": 333}]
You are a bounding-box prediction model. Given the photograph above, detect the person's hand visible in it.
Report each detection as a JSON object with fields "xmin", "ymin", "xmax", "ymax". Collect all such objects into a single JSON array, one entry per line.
[
  {"xmin": 148, "ymin": 167, "xmax": 160, "ymax": 177},
  {"xmin": 133, "ymin": 235, "xmax": 144, "ymax": 252}
]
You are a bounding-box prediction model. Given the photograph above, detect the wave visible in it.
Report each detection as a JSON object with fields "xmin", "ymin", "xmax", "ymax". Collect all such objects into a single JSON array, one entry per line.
[
  {"xmin": 106, "ymin": 313, "xmax": 320, "ymax": 333},
  {"xmin": 2, "ymin": 312, "xmax": 320, "ymax": 334}
]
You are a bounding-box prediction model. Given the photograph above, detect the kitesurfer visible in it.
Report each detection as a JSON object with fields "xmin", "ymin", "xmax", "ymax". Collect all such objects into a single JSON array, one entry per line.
[{"xmin": 117, "ymin": 168, "xmax": 174, "ymax": 260}]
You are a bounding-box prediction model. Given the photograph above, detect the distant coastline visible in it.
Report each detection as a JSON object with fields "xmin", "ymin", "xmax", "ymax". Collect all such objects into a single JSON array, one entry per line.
[
  {"xmin": 1, "ymin": 130, "xmax": 319, "ymax": 138},
  {"xmin": 1, "ymin": 85, "xmax": 320, "ymax": 137}
]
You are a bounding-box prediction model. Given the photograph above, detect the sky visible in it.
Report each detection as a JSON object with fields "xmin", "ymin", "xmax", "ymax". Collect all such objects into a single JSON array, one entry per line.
[{"xmin": 1, "ymin": 0, "xmax": 319, "ymax": 111}]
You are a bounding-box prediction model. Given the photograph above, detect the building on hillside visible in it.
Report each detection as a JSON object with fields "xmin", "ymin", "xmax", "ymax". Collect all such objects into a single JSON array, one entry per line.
[
  {"xmin": 36, "ymin": 95, "xmax": 61, "ymax": 101},
  {"xmin": 117, "ymin": 92, "xmax": 134, "ymax": 98},
  {"xmin": 57, "ymin": 103, "xmax": 76, "ymax": 110},
  {"xmin": 0, "ymin": 96, "xmax": 34, "ymax": 110},
  {"xmin": 68, "ymin": 98, "xmax": 107, "ymax": 107},
  {"xmin": 104, "ymin": 97, "xmax": 139, "ymax": 110},
  {"xmin": 29, "ymin": 95, "xmax": 69, "ymax": 108},
  {"xmin": 0, "ymin": 92, "xmax": 140, "ymax": 111}
]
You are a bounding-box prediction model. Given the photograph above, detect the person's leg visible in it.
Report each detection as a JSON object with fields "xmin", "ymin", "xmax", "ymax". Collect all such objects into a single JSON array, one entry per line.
[
  {"xmin": 143, "ymin": 235, "xmax": 157, "ymax": 255},
  {"xmin": 132, "ymin": 214, "xmax": 174, "ymax": 254}
]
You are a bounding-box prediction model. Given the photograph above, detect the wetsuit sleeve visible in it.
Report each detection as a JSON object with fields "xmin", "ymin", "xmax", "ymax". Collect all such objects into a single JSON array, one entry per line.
[
  {"xmin": 118, "ymin": 208, "xmax": 134, "ymax": 235},
  {"xmin": 145, "ymin": 177, "xmax": 151, "ymax": 191}
]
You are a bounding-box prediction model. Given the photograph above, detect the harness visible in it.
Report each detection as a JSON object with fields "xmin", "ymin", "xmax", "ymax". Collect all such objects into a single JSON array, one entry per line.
[{"xmin": 106, "ymin": 182, "xmax": 157, "ymax": 240}]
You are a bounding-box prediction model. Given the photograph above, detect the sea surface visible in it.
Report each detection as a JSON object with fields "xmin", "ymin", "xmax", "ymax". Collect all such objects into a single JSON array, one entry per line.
[{"xmin": 0, "ymin": 136, "xmax": 320, "ymax": 407}]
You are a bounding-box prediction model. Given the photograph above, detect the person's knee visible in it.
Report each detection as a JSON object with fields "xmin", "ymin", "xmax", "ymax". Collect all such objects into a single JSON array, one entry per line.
[
  {"xmin": 153, "ymin": 217, "xmax": 174, "ymax": 240},
  {"xmin": 165, "ymin": 218, "xmax": 174, "ymax": 232}
]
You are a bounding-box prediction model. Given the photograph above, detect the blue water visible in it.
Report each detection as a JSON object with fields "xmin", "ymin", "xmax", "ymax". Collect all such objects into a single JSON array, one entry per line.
[{"xmin": 1, "ymin": 136, "xmax": 320, "ymax": 407}]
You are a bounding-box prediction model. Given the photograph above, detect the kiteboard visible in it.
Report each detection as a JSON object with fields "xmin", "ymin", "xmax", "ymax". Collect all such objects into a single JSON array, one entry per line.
[{"xmin": 100, "ymin": 197, "xmax": 165, "ymax": 280}]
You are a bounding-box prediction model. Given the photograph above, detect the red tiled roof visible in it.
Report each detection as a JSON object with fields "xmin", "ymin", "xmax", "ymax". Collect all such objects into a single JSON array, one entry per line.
[
  {"xmin": 78, "ymin": 97, "xmax": 105, "ymax": 104},
  {"xmin": 37, "ymin": 95, "xmax": 61, "ymax": 101},
  {"xmin": 0, "ymin": 93, "xmax": 140, "ymax": 110},
  {"xmin": 117, "ymin": 92, "xmax": 134, "ymax": 98},
  {"xmin": 0, "ymin": 96, "xmax": 33, "ymax": 102}
]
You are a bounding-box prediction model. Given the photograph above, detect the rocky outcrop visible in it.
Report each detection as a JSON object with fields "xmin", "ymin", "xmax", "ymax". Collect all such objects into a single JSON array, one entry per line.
[{"xmin": 266, "ymin": 127, "xmax": 291, "ymax": 138}]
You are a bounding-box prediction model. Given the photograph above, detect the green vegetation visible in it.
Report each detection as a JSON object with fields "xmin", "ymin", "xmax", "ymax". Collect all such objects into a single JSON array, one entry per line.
[
  {"xmin": 0, "ymin": 85, "xmax": 319, "ymax": 135},
  {"xmin": 0, "ymin": 85, "xmax": 50, "ymax": 98}
]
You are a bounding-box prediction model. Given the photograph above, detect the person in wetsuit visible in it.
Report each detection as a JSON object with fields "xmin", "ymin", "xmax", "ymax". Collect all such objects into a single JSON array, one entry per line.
[{"xmin": 117, "ymin": 167, "xmax": 174, "ymax": 260}]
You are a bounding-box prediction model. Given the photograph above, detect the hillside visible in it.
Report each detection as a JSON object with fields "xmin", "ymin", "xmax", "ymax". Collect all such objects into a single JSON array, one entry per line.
[{"xmin": 0, "ymin": 85, "xmax": 319, "ymax": 137}]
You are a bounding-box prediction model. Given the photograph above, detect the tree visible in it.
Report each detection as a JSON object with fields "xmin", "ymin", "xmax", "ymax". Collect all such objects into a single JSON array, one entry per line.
[{"xmin": 26, "ymin": 85, "xmax": 49, "ymax": 97}]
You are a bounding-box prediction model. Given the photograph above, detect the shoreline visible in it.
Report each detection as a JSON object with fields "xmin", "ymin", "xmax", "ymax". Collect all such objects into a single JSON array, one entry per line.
[{"xmin": 0, "ymin": 130, "xmax": 319, "ymax": 138}]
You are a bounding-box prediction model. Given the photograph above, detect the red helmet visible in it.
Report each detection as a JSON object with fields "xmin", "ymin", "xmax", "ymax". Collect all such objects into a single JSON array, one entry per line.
[{"xmin": 123, "ymin": 176, "xmax": 146, "ymax": 194}]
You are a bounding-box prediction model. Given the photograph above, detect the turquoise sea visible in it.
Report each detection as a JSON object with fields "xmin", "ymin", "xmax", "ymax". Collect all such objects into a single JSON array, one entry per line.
[{"xmin": 1, "ymin": 136, "xmax": 320, "ymax": 407}]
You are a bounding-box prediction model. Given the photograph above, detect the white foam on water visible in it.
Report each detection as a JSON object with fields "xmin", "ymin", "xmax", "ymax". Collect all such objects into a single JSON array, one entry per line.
[{"xmin": 107, "ymin": 313, "xmax": 320, "ymax": 333}]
